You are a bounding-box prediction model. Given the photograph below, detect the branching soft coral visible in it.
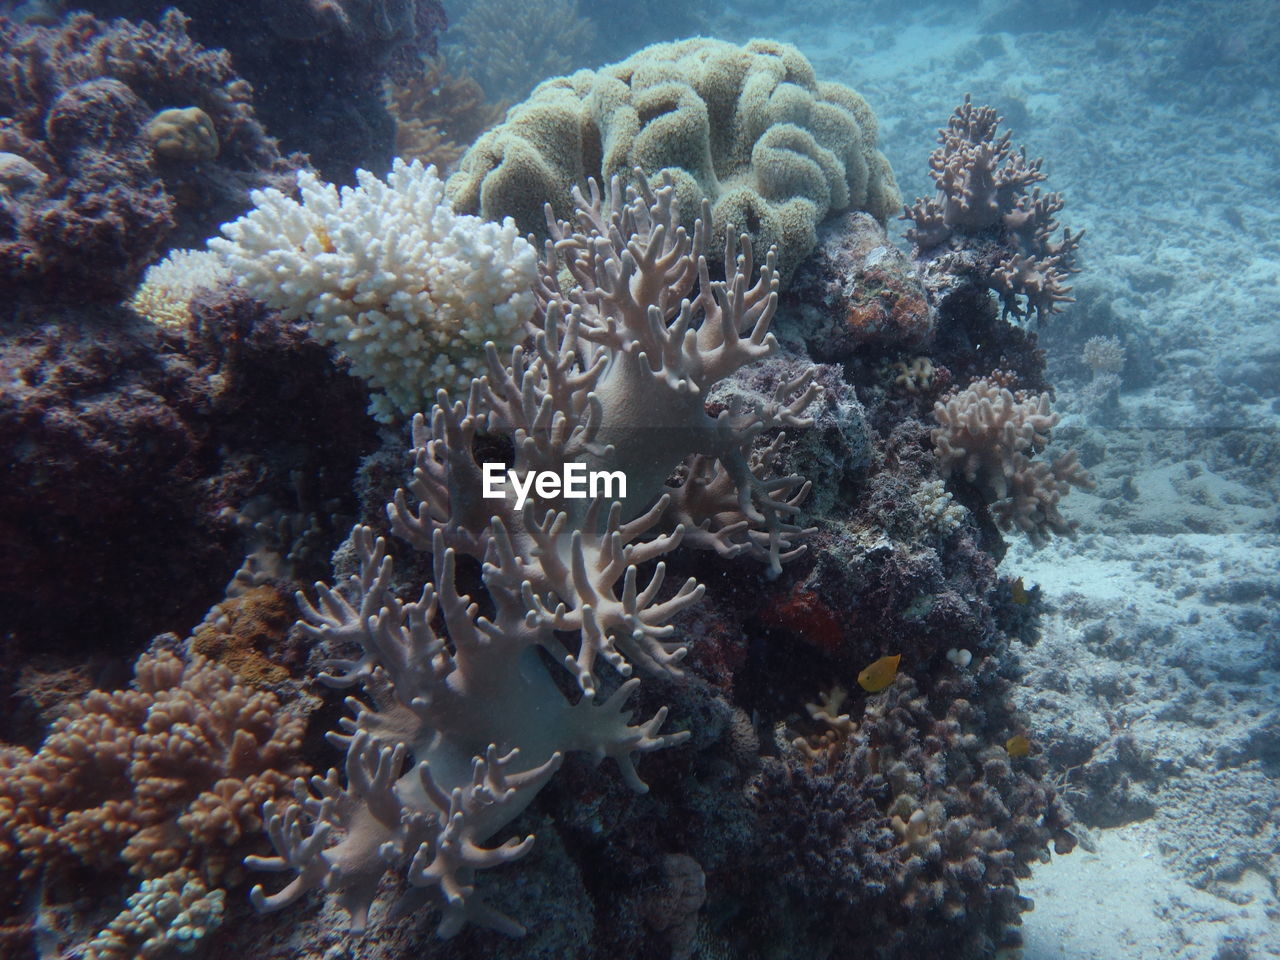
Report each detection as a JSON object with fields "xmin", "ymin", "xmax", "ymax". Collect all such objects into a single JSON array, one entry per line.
[{"xmin": 246, "ymin": 173, "xmax": 819, "ymax": 938}]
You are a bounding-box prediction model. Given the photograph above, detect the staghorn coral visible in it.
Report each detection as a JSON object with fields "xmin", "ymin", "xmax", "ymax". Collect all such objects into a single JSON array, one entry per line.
[
  {"xmin": 386, "ymin": 56, "xmax": 507, "ymax": 175},
  {"xmin": 932, "ymin": 377, "xmax": 1095, "ymax": 545},
  {"xmin": 245, "ymin": 172, "xmax": 819, "ymax": 938},
  {"xmin": 0, "ymin": 649, "xmax": 307, "ymax": 956},
  {"xmin": 0, "ymin": 9, "xmax": 301, "ymax": 300},
  {"xmin": 211, "ymin": 159, "xmax": 540, "ymax": 423},
  {"xmin": 447, "ymin": 37, "xmax": 899, "ymax": 284},
  {"xmin": 903, "ymin": 96, "xmax": 1082, "ymax": 322}
]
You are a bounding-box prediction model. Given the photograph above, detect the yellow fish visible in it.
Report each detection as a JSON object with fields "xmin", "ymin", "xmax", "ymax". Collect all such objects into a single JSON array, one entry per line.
[
  {"xmin": 857, "ymin": 654, "xmax": 901, "ymax": 693},
  {"xmin": 1011, "ymin": 577, "xmax": 1029, "ymax": 605},
  {"xmin": 1006, "ymin": 734, "xmax": 1031, "ymax": 758}
]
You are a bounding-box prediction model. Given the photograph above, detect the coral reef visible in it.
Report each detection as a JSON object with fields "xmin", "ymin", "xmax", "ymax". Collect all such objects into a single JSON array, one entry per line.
[
  {"xmin": 447, "ymin": 37, "xmax": 900, "ymax": 284},
  {"xmin": 0, "ymin": 9, "xmax": 301, "ymax": 300},
  {"xmin": 789, "ymin": 211, "xmax": 935, "ymax": 356},
  {"xmin": 749, "ymin": 671, "xmax": 1075, "ymax": 959},
  {"xmin": 387, "ymin": 56, "xmax": 507, "ymax": 175},
  {"xmin": 212, "ymin": 159, "xmax": 540, "ymax": 422},
  {"xmin": 0, "ymin": 287, "xmax": 377, "ymax": 664},
  {"xmin": 933, "ymin": 378, "xmax": 1095, "ymax": 545},
  {"xmin": 903, "ymin": 95, "xmax": 1082, "ymax": 322},
  {"xmin": 0, "ymin": 648, "xmax": 308, "ymax": 957},
  {"xmin": 73, "ymin": 0, "xmax": 448, "ymax": 181},
  {"xmin": 244, "ymin": 173, "xmax": 819, "ymax": 937}
]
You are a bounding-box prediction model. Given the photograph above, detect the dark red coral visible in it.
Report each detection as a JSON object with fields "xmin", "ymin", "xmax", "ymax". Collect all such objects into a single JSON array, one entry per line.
[{"xmin": 0, "ymin": 10, "xmax": 302, "ymax": 301}]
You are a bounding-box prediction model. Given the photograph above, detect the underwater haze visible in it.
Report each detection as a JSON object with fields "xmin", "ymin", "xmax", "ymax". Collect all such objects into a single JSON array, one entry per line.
[{"xmin": 0, "ymin": 1, "xmax": 1276, "ymax": 959}]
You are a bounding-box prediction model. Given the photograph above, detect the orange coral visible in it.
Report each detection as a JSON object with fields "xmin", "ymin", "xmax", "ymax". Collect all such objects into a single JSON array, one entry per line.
[
  {"xmin": 843, "ymin": 270, "xmax": 932, "ymax": 348},
  {"xmin": 0, "ymin": 649, "xmax": 307, "ymax": 888},
  {"xmin": 190, "ymin": 584, "xmax": 293, "ymax": 686},
  {"xmin": 386, "ymin": 56, "xmax": 506, "ymax": 174}
]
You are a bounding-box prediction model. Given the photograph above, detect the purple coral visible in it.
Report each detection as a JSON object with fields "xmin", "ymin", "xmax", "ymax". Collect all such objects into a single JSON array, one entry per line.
[{"xmin": 0, "ymin": 9, "xmax": 301, "ymax": 300}]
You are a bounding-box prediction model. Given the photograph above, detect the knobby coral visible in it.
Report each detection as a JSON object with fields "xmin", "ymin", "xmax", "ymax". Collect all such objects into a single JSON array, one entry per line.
[
  {"xmin": 903, "ymin": 96, "xmax": 1082, "ymax": 321},
  {"xmin": 246, "ymin": 174, "xmax": 820, "ymax": 937},
  {"xmin": 0, "ymin": 649, "xmax": 307, "ymax": 955},
  {"xmin": 932, "ymin": 377, "xmax": 1095, "ymax": 545}
]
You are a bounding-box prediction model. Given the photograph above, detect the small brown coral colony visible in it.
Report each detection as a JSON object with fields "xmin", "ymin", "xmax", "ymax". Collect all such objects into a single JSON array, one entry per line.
[
  {"xmin": 385, "ymin": 55, "xmax": 506, "ymax": 174},
  {"xmin": 932, "ymin": 378, "xmax": 1095, "ymax": 545},
  {"xmin": 903, "ymin": 96, "xmax": 1082, "ymax": 320}
]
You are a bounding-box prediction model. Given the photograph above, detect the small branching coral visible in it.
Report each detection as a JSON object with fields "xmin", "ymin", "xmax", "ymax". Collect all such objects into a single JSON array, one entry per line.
[
  {"xmin": 0, "ymin": 650, "xmax": 306, "ymax": 956},
  {"xmin": 932, "ymin": 377, "xmax": 1095, "ymax": 545},
  {"xmin": 246, "ymin": 174, "xmax": 820, "ymax": 938},
  {"xmin": 903, "ymin": 96, "xmax": 1082, "ymax": 322}
]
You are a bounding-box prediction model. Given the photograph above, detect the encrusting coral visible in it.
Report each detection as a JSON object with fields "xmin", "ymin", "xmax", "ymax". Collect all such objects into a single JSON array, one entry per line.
[
  {"xmin": 932, "ymin": 377, "xmax": 1095, "ymax": 545},
  {"xmin": 447, "ymin": 37, "xmax": 900, "ymax": 284},
  {"xmin": 903, "ymin": 95, "xmax": 1082, "ymax": 321},
  {"xmin": 0, "ymin": 9, "xmax": 301, "ymax": 299},
  {"xmin": 244, "ymin": 172, "xmax": 820, "ymax": 937},
  {"xmin": 211, "ymin": 159, "xmax": 540, "ymax": 423}
]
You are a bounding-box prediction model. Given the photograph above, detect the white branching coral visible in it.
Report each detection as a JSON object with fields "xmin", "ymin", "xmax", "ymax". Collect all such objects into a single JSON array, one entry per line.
[
  {"xmin": 210, "ymin": 159, "xmax": 538, "ymax": 422},
  {"xmin": 932, "ymin": 378, "xmax": 1093, "ymax": 545},
  {"xmin": 247, "ymin": 174, "xmax": 819, "ymax": 937},
  {"xmin": 129, "ymin": 249, "xmax": 229, "ymax": 328}
]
